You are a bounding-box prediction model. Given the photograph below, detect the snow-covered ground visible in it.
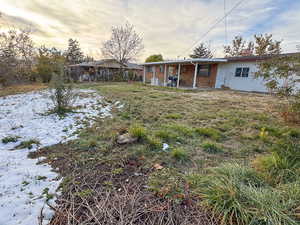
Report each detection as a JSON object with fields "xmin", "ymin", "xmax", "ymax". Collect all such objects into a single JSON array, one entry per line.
[{"xmin": 0, "ymin": 89, "xmax": 112, "ymax": 225}]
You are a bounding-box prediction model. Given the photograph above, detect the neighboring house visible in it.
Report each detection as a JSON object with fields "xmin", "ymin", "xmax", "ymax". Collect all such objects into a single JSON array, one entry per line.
[
  {"xmin": 141, "ymin": 53, "xmax": 300, "ymax": 92},
  {"xmin": 69, "ymin": 59, "xmax": 143, "ymax": 82}
]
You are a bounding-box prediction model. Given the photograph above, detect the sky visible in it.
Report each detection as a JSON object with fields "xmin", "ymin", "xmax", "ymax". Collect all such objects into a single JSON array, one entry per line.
[{"xmin": 0, "ymin": 0, "xmax": 299, "ymax": 62}]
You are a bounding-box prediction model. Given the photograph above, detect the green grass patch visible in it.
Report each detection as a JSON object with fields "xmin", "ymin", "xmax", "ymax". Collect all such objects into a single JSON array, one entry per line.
[
  {"xmin": 2, "ymin": 135, "xmax": 20, "ymax": 144},
  {"xmin": 202, "ymin": 142, "xmax": 223, "ymax": 154}
]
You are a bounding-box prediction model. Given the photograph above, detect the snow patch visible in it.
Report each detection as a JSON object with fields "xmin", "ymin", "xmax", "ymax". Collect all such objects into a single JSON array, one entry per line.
[{"xmin": 0, "ymin": 89, "xmax": 111, "ymax": 225}]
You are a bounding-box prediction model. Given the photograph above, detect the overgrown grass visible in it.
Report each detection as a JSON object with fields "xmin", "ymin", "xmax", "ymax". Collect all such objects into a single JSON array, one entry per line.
[{"xmin": 29, "ymin": 83, "xmax": 300, "ymax": 225}]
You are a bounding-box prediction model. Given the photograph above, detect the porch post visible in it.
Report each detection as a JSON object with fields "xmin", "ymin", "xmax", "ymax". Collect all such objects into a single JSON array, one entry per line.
[
  {"xmin": 153, "ymin": 66, "xmax": 157, "ymax": 85},
  {"xmin": 193, "ymin": 63, "xmax": 198, "ymax": 89},
  {"xmin": 164, "ymin": 64, "xmax": 167, "ymax": 86},
  {"xmin": 143, "ymin": 66, "xmax": 146, "ymax": 83},
  {"xmin": 177, "ymin": 64, "xmax": 181, "ymax": 88}
]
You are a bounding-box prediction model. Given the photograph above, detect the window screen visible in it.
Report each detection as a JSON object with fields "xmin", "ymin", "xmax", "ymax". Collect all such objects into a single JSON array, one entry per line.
[
  {"xmin": 197, "ymin": 65, "xmax": 211, "ymax": 77},
  {"xmin": 242, "ymin": 68, "xmax": 250, "ymax": 77},
  {"xmin": 235, "ymin": 68, "xmax": 242, "ymax": 77}
]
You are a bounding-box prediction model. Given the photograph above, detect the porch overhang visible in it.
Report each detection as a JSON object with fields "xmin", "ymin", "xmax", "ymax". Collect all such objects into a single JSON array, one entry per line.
[{"xmin": 141, "ymin": 58, "xmax": 227, "ymax": 66}]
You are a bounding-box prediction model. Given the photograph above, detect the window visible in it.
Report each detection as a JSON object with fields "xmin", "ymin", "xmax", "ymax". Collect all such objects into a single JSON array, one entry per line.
[
  {"xmin": 235, "ymin": 67, "xmax": 250, "ymax": 77},
  {"xmin": 146, "ymin": 66, "xmax": 153, "ymax": 73},
  {"xmin": 159, "ymin": 65, "xmax": 164, "ymax": 73},
  {"xmin": 197, "ymin": 65, "xmax": 211, "ymax": 77}
]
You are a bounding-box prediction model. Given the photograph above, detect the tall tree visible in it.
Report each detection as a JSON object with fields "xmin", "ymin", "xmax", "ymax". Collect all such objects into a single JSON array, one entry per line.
[
  {"xmin": 224, "ymin": 36, "xmax": 254, "ymax": 57},
  {"xmin": 65, "ymin": 38, "xmax": 84, "ymax": 65},
  {"xmin": 0, "ymin": 28, "xmax": 35, "ymax": 84},
  {"xmin": 145, "ymin": 54, "xmax": 163, "ymax": 62},
  {"xmin": 190, "ymin": 43, "xmax": 213, "ymax": 58},
  {"xmin": 101, "ymin": 23, "xmax": 144, "ymax": 63},
  {"xmin": 254, "ymin": 34, "xmax": 282, "ymax": 56}
]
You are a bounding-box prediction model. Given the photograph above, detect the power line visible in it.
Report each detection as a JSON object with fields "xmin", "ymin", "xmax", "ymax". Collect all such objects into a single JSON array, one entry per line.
[
  {"xmin": 180, "ymin": 0, "xmax": 247, "ymax": 57},
  {"xmin": 224, "ymin": 0, "xmax": 228, "ymax": 44}
]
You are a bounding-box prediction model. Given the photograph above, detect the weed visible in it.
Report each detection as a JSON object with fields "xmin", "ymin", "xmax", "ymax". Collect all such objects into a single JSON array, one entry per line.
[
  {"xmin": 170, "ymin": 148, "xmax": 189, "ymax": 161},
  {"xmin": 112, "ymin": 168, "xmax": 123, "ymax": 175},
  {"xmin": 194, "ymin": 127, "xmax": 222, "ymax": 141},
  {"xmin": 196, "ymin": 163, "xmax": 298, "ymax": 225},
  {"xmin": 36, "ymin": 176, "xmax": 47, "ymax": 181},
  {"xmin": 155, "ymin": 129, "xmax": 178, "ymax": 142},
  {"xmin": 16, "ymin": 139, "xmax": 40, "ymax": 149},
  {"xmin": 129, "ymin": 124, "xmax": 147, "ymax": 141},
  {"xmin": 166, "ymin": 124, "xmax": 194, "ymax": 137},
  {"xmin": 2, "ymin": 135, "xmax": 20, "ymax": 144},
  {"xmin": 146, "ymin": 136, "xmax": 162, "ymax": 151},
  {"xmin": 202, "ymin": 142, "xmax": 223, "ymax": 154},
  {"xmin": 165, "ymin": 113, "xmax": 183, "ymax": 120}
]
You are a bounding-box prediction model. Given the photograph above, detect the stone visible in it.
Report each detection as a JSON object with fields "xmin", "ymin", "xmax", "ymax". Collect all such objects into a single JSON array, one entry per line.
[{"xmin": 117, "ymin": 133, "xmax": 137, "ymax": 144}]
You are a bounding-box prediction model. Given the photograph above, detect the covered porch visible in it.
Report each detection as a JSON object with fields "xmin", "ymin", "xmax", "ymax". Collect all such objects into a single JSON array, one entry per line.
[{"xmin": 141, "ymin": 58, "xmax": 227, "ymax": 89}]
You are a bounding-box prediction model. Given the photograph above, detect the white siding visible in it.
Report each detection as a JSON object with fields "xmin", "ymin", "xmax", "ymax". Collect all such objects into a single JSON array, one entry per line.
[{"xmin": 215, "ymin": 62, "xmax": 268, "ymax": 92}]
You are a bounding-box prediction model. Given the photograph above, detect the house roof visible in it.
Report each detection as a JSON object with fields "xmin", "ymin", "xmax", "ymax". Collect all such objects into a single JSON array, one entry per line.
[
  {"xmin": 69, "ymin": 59, "xmax": 141, "ymax": 70},
  {"xmin": 225, "ymin": 52, "xmax": 300, "ymax": 62},
  {"xmin": 141, "ymin": 52, "xmax": 300, "ymax": 66},
  {"xmin": 141, "ymin": 58, "xmax": 228, "ymax": 66}
]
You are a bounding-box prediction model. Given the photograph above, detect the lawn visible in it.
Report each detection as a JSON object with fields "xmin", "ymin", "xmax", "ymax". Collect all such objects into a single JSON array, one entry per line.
[{"xmin": 28, "ymin": 83, "xmax": 300, "ymax": 225}]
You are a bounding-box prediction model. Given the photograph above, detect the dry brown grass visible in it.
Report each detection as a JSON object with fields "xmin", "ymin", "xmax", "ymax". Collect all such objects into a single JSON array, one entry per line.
[{"xmin": 0, "ymin": 83, "xmax": 47, "ymax": 97}]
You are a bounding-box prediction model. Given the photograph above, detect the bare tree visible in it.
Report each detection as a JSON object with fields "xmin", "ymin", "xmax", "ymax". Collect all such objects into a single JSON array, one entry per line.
[
  {"xmin": 0, "ymin": 28, "xmax": 35, "ymax": 85},
  {"xmin": 190, "ymin": 43, "xmax": 213, "ymax": 58},
  {"xmin": 101, "ymin": 23, "xmax": 144, "ymax": 63}
]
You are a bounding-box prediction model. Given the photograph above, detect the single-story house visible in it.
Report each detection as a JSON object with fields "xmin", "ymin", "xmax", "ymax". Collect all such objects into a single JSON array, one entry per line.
[
  {"xmin": 141, "ymin": 53, "xmax": 300, "ymax": 92},
  {"xmin": 69, "ymin": 59, "xmax": 143, "ymax": 82}
]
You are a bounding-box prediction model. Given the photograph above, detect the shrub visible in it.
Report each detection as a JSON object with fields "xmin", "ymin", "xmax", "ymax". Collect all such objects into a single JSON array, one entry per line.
[
  {"xmin": 2, "ymin": 136, "xmax": 20, "ymax": 144},
  {"xmin": 195, "ymin": 127, "xmax": 222, "ymax": 140},
  {"xmin": 202, "ymin": 142, "xmax": 223, "ymax": 154},
  {"xmin": 170, "ymin": 148, "xmax": 189, "ymax": 161},
  {"xmin": 49, "ymin": 69, "xmax": 77, "ymax": 116},
  {"xmin": 198, "ymin": 163, "xmax": 298, "ymax": 225},
  {"xmin": 128, "ymin": 124, "xmax": 147, "ymax": 141}
]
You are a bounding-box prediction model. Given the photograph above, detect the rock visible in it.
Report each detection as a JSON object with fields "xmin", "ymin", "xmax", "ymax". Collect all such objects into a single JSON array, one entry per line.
[{"xmin": 117, "ymin": 133, "xmax": 137, "ymax": 144}]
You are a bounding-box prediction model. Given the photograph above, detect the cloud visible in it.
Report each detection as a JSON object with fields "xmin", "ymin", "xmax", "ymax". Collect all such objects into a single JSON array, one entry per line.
[{"xmin": 0, "ymin": 0, "xmax": 298, "ymax": 61}]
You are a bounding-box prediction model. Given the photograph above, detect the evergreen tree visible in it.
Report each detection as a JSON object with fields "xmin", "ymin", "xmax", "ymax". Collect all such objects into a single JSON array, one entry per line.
[
  {"xmin": 190, "ymin": 43, "xmax": 213, "ymax": 58},
  {"xmin": 65, "ymin": 38, "xmax": 84, "ymax": 65}
]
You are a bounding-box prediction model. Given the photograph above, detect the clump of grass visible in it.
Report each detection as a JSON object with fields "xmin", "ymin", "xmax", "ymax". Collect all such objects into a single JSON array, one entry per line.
[
  {"xmin": 146, "ymin": 136, "xmax": 162, "ymax": 151},
  {"xmin": 166, "ymin": 124, "xmax": 194, "ymax": 137},
  {"xmin": 129, "ymin": 124, "xmax": 147, "ymax": 141},
  {"xmin": 16, "ymin": 139, "xmax": 40, "ymax": 150},
  {"xmin": 165, "ymin": 113, "xmax": 183, "ymax": 120},
  {"xmin": 2, "ymin": 135, "xmax": 20, "ymax": 144},
  {"xmin": 253, "ymin": 136, "xmax": 300, "ymax": 184},
  {"xmin": 194, "ymin": 127, "xmax": 222, "ymax": 141},
  {"xmin": 202, "ymin": 141, "xmax": 223, "ymax": 154},
  {"xmin": 170, "ymin": 148, "xmax": 189, "ymax": 161},
  {"xmin": 155, "ymin": 129, "xmax": 179, "ymax": 142},
  {"xmin": 196, "ymin": 163, "xmax": 298, "ymax": 225}
]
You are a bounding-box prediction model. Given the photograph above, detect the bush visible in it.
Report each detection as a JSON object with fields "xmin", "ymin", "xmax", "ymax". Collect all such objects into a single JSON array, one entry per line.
[
  {"xmin": 49, "ymin": 69, "xmax": 77, "ymax": 116},
  {"xmin": 170, "ymin": 148, "xmax": 189, "ymax": 161},
  {"xmin": 197, "ymin": 163, "xmax": 298, "ymax": 225},
  {"xmin": 202, "ymin": 142, "xmax": 223, "ymax": 154},
  {"xmin": 195, "ymin": 127, "xmax": 221, "ymax": 140}
]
